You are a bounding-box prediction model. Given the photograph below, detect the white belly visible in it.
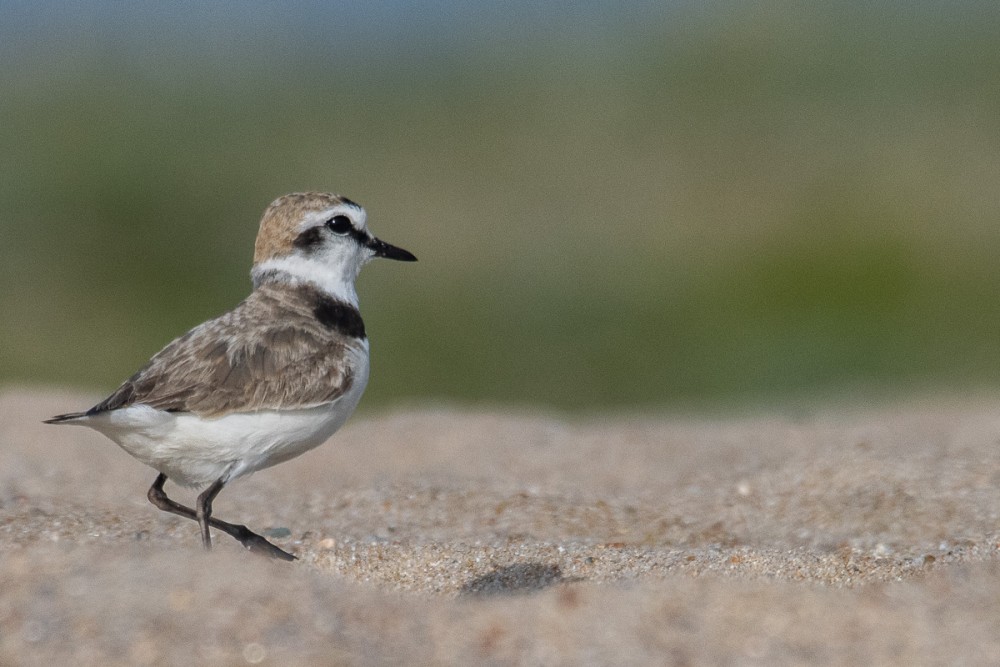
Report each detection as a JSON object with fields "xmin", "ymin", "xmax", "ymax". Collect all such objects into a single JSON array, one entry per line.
[{"xmin": 82, "ymin": 353, "xmax": 370, "ymax": 488}]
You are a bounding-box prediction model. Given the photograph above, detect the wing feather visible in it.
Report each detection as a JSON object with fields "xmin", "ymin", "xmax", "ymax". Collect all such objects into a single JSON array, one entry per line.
[{"xmin": 89, "ymin": 286, "xmax": 360, "ymax": 418}]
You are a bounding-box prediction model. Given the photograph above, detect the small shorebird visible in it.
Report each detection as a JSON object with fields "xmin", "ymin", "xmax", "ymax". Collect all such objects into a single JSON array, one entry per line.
[{"xmin": 45, "ymin": 192, "xmax": 416, "ymax": 560}]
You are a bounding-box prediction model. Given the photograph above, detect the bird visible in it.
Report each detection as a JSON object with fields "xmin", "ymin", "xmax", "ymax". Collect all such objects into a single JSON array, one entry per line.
[{"xmin": 45, "ymin": 192, "xmax": 416, "ymax": 561}]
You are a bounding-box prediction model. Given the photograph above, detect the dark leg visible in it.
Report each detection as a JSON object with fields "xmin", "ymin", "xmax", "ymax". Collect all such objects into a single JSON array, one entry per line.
[
  {"xmin": 147, "ymin": 474, "xmax": 296, "ymax": 561},
  {"xmin": 195, "ymin": 478, "xmax": 225, "ymax": 550}
]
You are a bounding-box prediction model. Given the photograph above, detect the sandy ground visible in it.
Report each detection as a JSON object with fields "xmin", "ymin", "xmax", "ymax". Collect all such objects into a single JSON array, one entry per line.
[{"xmin": 3, "ymin": 388, "xmax": 1000, "ymax": 665}]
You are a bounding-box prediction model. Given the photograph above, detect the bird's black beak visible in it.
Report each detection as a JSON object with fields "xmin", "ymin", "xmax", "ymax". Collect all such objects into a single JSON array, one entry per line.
[{"xmin": 368, "ymin": 237, "xmax": 417, "ymax": 262}]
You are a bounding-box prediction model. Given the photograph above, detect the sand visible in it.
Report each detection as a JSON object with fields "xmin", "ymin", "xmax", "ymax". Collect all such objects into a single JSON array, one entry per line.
[{"xmin": 2, "ymin": 388, "xmax": 1000, "ymax": 665}]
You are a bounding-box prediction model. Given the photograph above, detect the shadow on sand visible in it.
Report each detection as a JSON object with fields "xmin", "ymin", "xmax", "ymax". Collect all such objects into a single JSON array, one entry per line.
[{"xmin": 460, "ymin": 563, "xmax": 569, "ymax": 596}]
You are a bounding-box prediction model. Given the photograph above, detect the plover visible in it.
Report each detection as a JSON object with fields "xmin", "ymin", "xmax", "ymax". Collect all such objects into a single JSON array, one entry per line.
[{"xmin": 45, "ymin": 192, "xmax": 416, "ymax": 560}]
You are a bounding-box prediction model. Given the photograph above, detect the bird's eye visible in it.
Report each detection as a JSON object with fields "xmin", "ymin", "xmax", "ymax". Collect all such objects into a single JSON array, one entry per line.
[{"xmin": 325, "ymin": 215, "xmax": 352, "ymax": 235}]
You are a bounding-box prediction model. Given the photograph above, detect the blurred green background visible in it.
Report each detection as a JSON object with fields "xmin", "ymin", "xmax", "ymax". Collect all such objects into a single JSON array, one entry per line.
[{"xmin": 3, "ymin": 1, "xmax": 1000, "ymax": 412}]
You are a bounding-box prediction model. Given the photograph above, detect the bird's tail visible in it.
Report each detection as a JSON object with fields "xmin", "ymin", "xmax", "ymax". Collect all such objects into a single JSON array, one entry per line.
[{"xmin": 43, "ymin": 412, "xmax": 88, "ymax": 425}]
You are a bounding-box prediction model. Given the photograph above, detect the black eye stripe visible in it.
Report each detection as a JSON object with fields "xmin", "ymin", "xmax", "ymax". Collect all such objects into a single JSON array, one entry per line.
[
  {"xmin": 348, "ymin": 226, "xmax": 370, "ymax": 246},
  {"xmin": 293, "ymin": 226, "xmax": 323, "ymax": 250},
  {"xmin": 307, "ymin": 213, "xmax": 372, "ymax": 249}
]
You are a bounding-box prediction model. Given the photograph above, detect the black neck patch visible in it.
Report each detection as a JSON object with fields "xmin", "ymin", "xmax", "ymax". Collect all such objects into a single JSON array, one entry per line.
[{"xmin": 312, "ymin": 294, "xmax": 366, "ymax": 339}]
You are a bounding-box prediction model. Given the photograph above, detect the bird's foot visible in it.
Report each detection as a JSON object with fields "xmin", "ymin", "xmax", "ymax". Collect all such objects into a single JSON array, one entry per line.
[{"xmin": 229, "ymin": 524, "xmax": 297, "ymax": 561}]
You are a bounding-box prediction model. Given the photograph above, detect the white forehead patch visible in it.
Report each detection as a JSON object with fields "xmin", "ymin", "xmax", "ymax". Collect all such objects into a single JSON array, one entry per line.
[{"xmin": 298, "ymin": 202, "xmax": 367, "ymax": 232}]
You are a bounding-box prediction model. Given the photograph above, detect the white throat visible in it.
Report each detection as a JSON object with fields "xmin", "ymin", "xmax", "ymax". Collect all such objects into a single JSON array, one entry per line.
[{"xmin": 251, "ymin": 254, "xmax": 360, "ymax": 305}]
